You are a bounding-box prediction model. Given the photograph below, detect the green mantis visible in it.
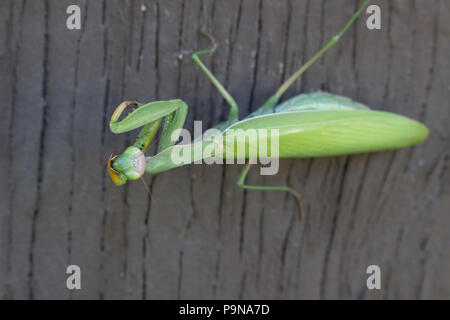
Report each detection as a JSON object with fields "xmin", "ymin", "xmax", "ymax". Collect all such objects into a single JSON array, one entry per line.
[{"xmin": 107, "ymin": 0, "xmax": 428, "ymax": 218}]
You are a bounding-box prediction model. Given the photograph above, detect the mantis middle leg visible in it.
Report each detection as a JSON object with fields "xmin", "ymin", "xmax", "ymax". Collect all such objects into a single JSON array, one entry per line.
[{"xmin": 192, "ymin": 31, "xmax": 239, "ymax": 127}]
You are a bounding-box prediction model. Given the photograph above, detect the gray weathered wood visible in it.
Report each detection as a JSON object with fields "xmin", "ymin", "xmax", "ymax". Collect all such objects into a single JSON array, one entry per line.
[{"xmin": 0, "ymin": 0, "xmax": 449, "ymax": 299}]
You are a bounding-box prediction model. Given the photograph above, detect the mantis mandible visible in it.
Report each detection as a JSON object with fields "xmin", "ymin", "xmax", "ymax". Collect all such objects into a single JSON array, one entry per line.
[{"xmin": 107, "ymin": 0, "xmax": 428, "ymax": 218}]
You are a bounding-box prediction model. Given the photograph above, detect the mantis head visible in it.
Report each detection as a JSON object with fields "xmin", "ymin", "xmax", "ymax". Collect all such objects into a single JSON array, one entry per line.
[{"xmin": 107, "ymin": 146, "xmax": 146, "ymax": 186}]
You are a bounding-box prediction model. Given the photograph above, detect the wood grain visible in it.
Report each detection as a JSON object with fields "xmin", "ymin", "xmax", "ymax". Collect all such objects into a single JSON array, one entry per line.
[{"xmin": 0, "ymin": 0, "xmax": 448, "ymax": 299}]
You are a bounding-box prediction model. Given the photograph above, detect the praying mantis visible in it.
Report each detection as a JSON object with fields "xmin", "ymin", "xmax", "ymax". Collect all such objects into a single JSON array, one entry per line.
[{"xmin": 107, "ymin": 0, "xmax": 428, "ymax": 218}]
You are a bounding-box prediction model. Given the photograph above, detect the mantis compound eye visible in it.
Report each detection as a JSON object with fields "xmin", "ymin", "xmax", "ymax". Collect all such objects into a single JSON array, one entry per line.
[
  {"xmin": 111, "ymin": 146, "xmax": 146, "ymax": 181},
  {"xmin": 107, "ymin": 153, "xmax": 127, "ymax": 186}
]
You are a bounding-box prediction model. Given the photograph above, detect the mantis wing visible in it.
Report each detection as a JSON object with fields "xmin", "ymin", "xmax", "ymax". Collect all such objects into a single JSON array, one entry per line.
[
  {"xmin": 224, "ymin": 110, "xmax": 428, "ymax": 158},
  {"xmin": 274, "ymin": 92, "xmax": 369, "ymax": 113}
]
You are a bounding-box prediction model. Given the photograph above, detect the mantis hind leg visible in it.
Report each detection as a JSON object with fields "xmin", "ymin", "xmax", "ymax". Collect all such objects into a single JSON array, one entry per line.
[
  {"xmin": 237, "ymin": 163, "xmax": 306, "ymax": 219},
  {"xmin": 251, "ymin": 0, "xmax": 370, "ymax": 117},
  {"xmin": 192, "ymin": 31, "xmax": 239, "ymax": 126}
]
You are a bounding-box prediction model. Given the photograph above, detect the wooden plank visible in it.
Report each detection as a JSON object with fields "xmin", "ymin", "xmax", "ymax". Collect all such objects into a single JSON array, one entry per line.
[
  {"xmin": 6, "ymin": 0, "xmax": 47, "ymax": 299},
  {"xmin": 1, "ymin": 0, "xmax": 449, "ymax": 299},
  {"xmin": 32, "ymin": 0, "xmax": 80, "ymax": 299},
  {"xmin": 69, "ymin": 0, "xmax": 107, "ymax": 299},
  {"xmin": 0, "ymin": 0, "xmax": 14, "ymax": 299}
]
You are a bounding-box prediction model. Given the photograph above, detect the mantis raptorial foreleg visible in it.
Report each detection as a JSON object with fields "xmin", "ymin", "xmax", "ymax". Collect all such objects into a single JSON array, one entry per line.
[
  {"xmin": 192, "ymin": 31, "xmax": 239, "ymax": 126},
  {"xmin": 237, "ymin": 163, "xmax": 305, "ymax": 219},
  {"xmin": 110, "ymin": 99, "xmax": 188, "ymax": 152},
  {"xmin": 108, "ymin": 99, "xmax": 189, "ymax": 185}
]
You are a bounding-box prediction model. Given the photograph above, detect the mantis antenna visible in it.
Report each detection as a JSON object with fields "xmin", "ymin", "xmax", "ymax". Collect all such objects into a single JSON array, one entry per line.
[{"xmin": 140, "ymin": 176, "xmax": 158, "ymax": 208}]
